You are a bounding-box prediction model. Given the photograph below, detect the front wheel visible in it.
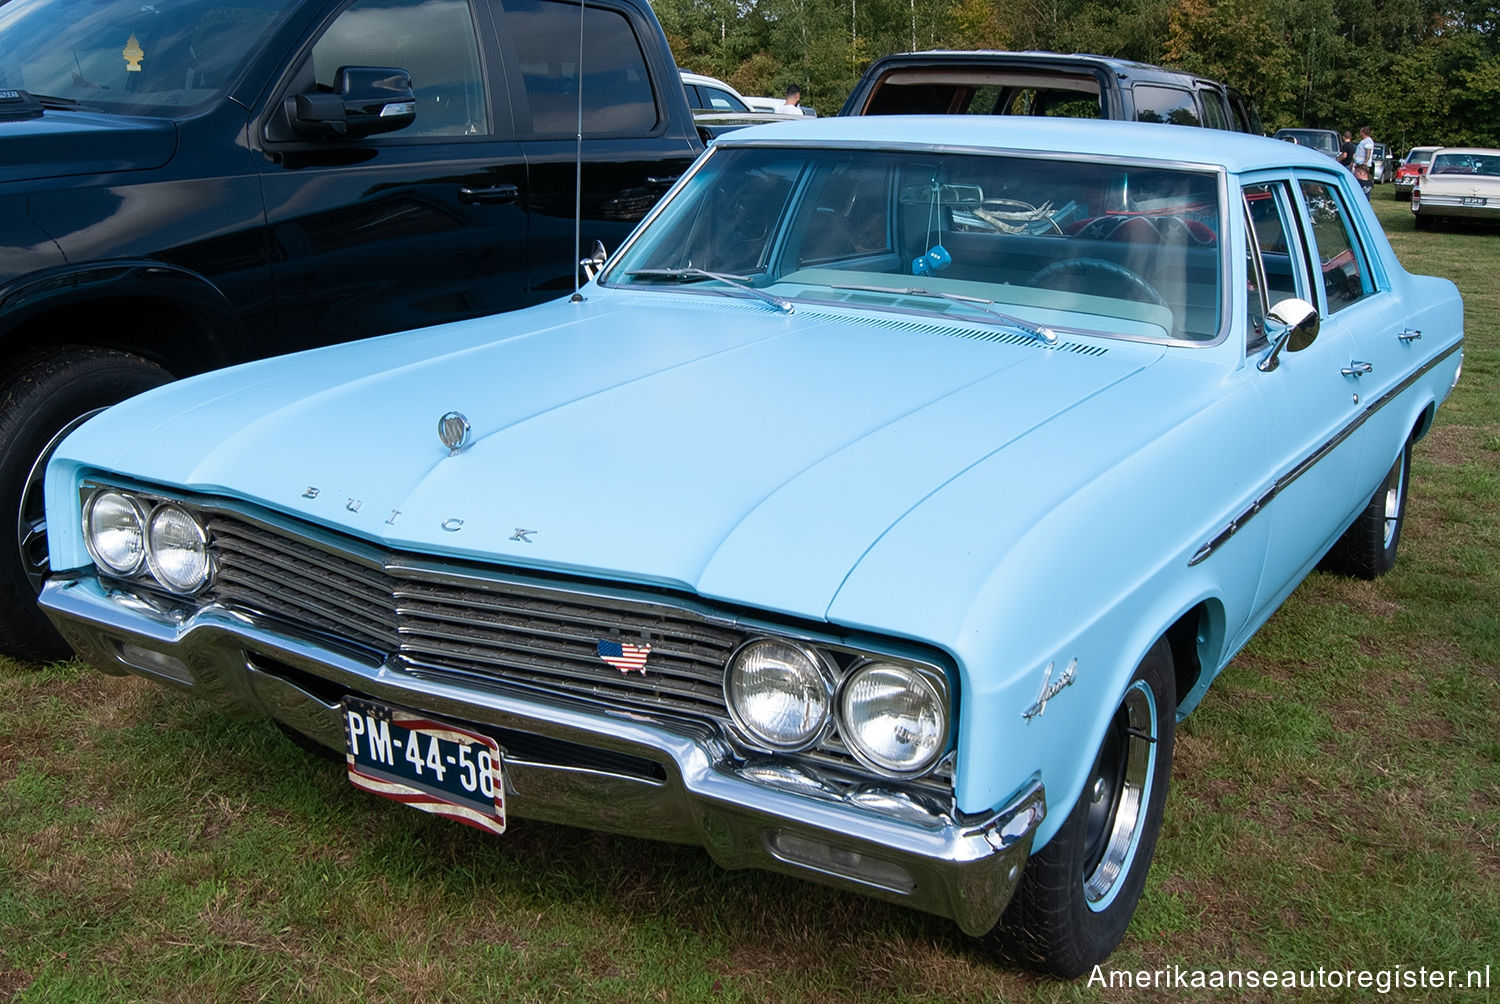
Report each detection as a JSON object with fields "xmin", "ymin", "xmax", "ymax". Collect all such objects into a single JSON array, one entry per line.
[
  {"xmin": 995, "ymin": 638, "xmax": 1175, "ymax": 978},
  {"xmin": 1319, "ymin": 437, "xmax": 1412, "ymax": 580},
  {"xmin": 0, "ymin": 348, "xmax": 171, "ymax": 661}
]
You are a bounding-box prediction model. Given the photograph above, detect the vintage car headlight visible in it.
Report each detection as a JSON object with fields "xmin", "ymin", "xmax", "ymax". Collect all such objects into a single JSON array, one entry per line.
[
  {"xmin": 83, "ymin": 491, "xmax": 148, "ymax": 575},
  {"xmin": 145, "ymin": 503, "xmax": 210, "ymax": 592},
  {"xmin": 838, "ymin": 662, "xmax": 947, "ymax": 775},
  {"xmin": 724, "ymin": 638, "xmax": 834, "ymax": 750}
]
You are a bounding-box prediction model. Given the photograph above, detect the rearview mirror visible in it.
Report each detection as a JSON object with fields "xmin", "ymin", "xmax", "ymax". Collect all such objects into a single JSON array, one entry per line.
[{"xmin": 288, "ymin": 66, "xmax": 416, "ymax": 141}]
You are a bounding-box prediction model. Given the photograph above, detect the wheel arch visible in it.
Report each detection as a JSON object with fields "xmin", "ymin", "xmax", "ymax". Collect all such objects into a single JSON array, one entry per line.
[{"xmin": 0, "ymin": 261, "xmax": 256, "ymax": 377}]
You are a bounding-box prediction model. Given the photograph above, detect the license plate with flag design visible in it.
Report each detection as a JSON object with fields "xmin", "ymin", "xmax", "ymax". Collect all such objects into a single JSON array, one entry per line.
[{"xmin": 342, "ymin": 698, "xmax": 506, "ymax": 834}]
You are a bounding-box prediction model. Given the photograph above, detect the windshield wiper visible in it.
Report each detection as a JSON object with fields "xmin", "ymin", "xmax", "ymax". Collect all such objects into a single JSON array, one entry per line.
[
  {"xmin": 831, "ymin": 283, "xmax": 1058, "ymax": 345},
  {"xmin": 626, "ymin": 267, "xmax": 794, "ymax": 315}
]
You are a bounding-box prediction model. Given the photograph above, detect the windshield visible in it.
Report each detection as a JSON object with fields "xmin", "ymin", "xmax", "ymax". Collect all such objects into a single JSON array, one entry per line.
[
  {"xmin": 1429, "ymin": 152, "xmax": 1500, "ymax": 178},
  {"xmin": 604, "ymin": 146, "xmax": 1224, "ymax": 342},
  {"xmin": 0, "ymin": 0, "xmax": 296, "ymax": 115}
]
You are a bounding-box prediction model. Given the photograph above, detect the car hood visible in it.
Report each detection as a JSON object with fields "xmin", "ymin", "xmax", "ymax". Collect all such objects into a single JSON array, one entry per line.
[
  {"xmin": 58, "ymin": 290, "xmax": 1161, "ymax": 620},
  {"xmin": 0, "ymin": 110, "xmax": 177, "ymax": 184}
]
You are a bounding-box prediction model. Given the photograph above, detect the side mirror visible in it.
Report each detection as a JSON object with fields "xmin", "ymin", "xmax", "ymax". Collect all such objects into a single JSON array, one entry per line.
[
  {"xmin": 1257, "ymin": 297, "xmax": 1320, "ymax": 372},
  {"xmin": 579, "ymin": 240, "xmax": 608, "ymax": 281},
  {"xmin": 288, "ymin": 66, "xmax": 416, "ymax": 141}
]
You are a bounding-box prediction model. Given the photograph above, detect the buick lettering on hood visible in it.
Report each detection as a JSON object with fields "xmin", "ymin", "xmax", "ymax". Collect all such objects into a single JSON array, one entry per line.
[{"xmin": 40, "ymin": 117, "xmax": 1463, "ymax": 977}]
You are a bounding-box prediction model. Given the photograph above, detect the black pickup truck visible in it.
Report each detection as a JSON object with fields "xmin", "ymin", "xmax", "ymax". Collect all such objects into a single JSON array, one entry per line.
[{"xmin": 0, "ymin": 0, "xmax": 702, "ymax": 659}]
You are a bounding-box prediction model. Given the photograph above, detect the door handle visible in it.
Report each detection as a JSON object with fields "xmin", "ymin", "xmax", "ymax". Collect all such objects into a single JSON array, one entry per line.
[
  {"xmin": 458, "ymin": 184, "xmax": 519, "ymax": 205},
  {"xmin": 1341, "ymin": 361, "xmax": 1374, "ymax": 378},
  {"xmin": 1397, "ymin": 328, "xmax": 1422, "ymax": 343},
  {"xmin": 645, "ymin": 175, "xmax": 680, "ymax": 187}
]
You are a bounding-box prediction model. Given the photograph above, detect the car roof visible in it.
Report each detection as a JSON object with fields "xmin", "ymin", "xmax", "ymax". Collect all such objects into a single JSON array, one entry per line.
[
  {"xmin": 1431, "ymin": 146, "xmax": 1500, "ymax": 156},
  {"xmin": 862, "ymin": 49, "xmax": 1219, "ymax": 84},
  {"xmin": 713, "ymin": 115, "xmax": 1340, "ymax": 175}
]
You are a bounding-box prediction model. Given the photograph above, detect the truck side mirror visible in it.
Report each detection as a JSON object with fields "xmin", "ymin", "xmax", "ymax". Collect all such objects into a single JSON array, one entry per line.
[{"xmin": 288, "ymin": 67, "xmax": 416, "ymax": 141}]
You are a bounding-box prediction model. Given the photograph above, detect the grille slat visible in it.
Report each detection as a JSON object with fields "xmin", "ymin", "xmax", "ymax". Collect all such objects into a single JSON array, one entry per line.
[{"xmin": 200, "ymin": 512, "xmax": 948, "ymax": 787}]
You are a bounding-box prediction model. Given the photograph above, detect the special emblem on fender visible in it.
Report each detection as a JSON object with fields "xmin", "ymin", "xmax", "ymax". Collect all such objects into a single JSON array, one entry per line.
[
  {"xmin": 597, "ymin": 639, "xmax": 651, "ymax": 675},
  {"xmin": 438, "ymin": 411, "xmax": 472, "ymax": 455},
  {"xmin": 1022, "ymin": 658, "xmax": 1077, "ymax": 721}
]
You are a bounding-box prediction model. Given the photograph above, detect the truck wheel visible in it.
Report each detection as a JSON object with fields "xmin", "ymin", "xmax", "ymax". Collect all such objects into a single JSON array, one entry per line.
[
  {"xmin": 1319, "ymin": 437, "xmax": 1411, "ymax": 580},
  {"xmin": 997, "ymin": 638, "xmax": 1175, "ymax": 978},
  {"xmin": 0, "ymin": 348, "xmax": 171, "ymax": 661}
]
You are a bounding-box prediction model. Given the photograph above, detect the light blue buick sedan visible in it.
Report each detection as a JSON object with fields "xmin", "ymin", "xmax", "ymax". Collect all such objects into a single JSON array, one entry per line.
[{"xmin": 39, "ymin": 117, "xmax": 1463, "ymax": 976}]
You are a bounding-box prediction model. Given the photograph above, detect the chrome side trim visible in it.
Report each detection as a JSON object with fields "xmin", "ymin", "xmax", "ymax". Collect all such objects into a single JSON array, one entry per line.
[{"xmin": 1190, "ymin": 340, "xmax": 1462, "ymax": 566}]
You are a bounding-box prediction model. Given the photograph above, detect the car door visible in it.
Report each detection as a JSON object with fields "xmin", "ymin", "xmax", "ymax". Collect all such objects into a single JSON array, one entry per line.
[
  {"xmin": 1242, "ymin": 176, "xmax": 1368, "ymax": 621},
  {"xmin": 493, "ymin": 0, "xmax": 695, "ymax": 301},
  {"xmin": 256, "ymin": 0, "xmax": 528, "ymax": 351}
]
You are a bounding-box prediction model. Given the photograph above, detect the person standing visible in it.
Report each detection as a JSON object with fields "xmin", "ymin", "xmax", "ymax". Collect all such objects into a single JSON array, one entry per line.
[
  {"xmin": 777, "ymin": 85, "xmax": 803, "ymax": 115},
  {"xmin": 1353, "ymin": 126, "xmax": 1376, "ymax": 195},
  {"xmin": 1338, "ymin": 131, "xmax": 1355, "ymax": 169}
]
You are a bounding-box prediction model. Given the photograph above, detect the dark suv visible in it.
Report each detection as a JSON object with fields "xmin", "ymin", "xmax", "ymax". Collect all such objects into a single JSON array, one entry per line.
[
  {"xmin": 0, "ymin": 0, "xmax": 702, "ymax": 659},
  {"xmin": 840, "ymin": 51, "xmax": 1262, "ymax": 133}
]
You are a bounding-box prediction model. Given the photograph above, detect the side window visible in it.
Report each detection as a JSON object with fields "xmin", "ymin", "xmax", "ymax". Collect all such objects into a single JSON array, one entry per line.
[
  {"xmin": 1199, "ymin": 88, "xmax": 1230, "ymax": 131},
  {"xmin": 504, "ymin": 0, "xmax": 658, "ymax": 136},
  {"xmin": 1134, "ymin": 85, "xmax": 1200, "ymax": 126},
  {"xmin": 1298, "ymin": 179, "xmax": 1374, "ymax": 313},
  {"xmin": 1243, "ymin": 182, "xmax": 1303, "ymax": 346},
  {"xmin": 702, "ymin": 86, "xmax": 748, "ymax": 112},
  {"xmin": 312, "ymin": 0, "xmax": 488, "ymax": 136}
]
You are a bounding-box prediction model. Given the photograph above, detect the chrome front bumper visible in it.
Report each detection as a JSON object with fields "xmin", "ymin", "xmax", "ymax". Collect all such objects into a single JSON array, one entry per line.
[{"xmin": 42, "ymin": 575, "xmax": 1044, "ymax": 936}]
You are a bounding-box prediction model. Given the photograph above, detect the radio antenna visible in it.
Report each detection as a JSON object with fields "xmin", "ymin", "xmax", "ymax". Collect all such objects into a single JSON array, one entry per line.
[{"xmin": 569, "ymin": 0, "xmax": 586, "ymax": 303}]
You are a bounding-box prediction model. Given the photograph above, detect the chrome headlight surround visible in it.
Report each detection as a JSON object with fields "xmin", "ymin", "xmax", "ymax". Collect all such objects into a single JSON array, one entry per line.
[
  {"xmin": 837, "ymin": 660, "xmax": 949, "ymax": 777},
  {"xmin": 144, "ymin": 502, "xmax": 211, "ymax": 593},
  {"xmin": 723, "ymin": 637, "xmax": 837, "ymax": 752},
  {"xmin": 80, "ymin": 485, "xmax": 213, "ymax": 595},
  {"xmin": 82, "ymin": 490, "xmax": 149, "ymax": 576}
]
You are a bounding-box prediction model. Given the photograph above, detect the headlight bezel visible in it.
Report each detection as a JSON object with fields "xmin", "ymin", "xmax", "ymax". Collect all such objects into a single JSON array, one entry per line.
[
  {"xmin": 81, "ymin": 489, "xmax": 149, "ymax": 576},
  {"xmin": 723, "ymin": 632, "xmax": 953, "ymax": 780},
  {"xmin": 80, "ymin": 484, "xmax": 214, "ymax": 595},
  {"xmin": 837, "ymin": 659, "xmax": 950, "ymax": 778},
  {"xmin": 144, "ymin": 502, "xmax": 212, "ymax": 593},
  {"xmin": 723, "ymin": 637, "xmax": 839, "ymax": 753}
]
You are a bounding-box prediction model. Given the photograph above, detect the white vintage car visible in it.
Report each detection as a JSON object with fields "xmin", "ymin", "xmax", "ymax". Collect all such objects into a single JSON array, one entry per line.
[
  {"xmin": 1412, "ymin": 147, "xmax": 1500, "ymax": 228},
  {"xmin": 40, "ymin": 117, "xmax": 1463, "ymax": 977}
]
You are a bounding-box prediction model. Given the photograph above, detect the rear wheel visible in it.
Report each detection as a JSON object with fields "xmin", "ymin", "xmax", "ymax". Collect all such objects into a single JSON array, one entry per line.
[
  {"xmin": 0, "ymin": 348, "xmax": 171, "ymax": 661},
  {"xmin": 1319, "ymin": 437, "xmax": 1411, "ymax": 580},
  {"xmin": 996, "ymin": 638, "xmax": 1175, "ymax": 977}
]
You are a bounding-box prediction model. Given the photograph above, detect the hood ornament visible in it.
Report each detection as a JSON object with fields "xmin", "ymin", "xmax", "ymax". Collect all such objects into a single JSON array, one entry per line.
[{"xmin": 438, "ymin": 411, "xmax": 472, "ymax": 455}]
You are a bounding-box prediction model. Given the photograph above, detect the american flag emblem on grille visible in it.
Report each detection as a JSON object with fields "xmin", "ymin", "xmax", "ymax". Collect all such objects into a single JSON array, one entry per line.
[{"xmin": 597, "ymin": 639, "xmax": 651, "ymax": 674}]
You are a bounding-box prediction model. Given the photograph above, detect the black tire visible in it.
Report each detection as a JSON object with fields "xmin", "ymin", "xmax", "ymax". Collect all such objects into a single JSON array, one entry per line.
[
  {"xmin": 0, "ymin": 348, "xmax": 171, "ymax": 661},
  {"xmin": 1319, "ymin": 437, "xmax": 1412, "ymax": 580},
  {"xmin": 996, "ymin": 638, "xmax": 1175, "ymax": 978}
]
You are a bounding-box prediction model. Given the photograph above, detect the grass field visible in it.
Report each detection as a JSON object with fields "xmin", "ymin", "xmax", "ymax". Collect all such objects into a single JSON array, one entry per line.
[{"xmin": 1, "ymin": 193, "xmax": 1496, "ymax": 1003}]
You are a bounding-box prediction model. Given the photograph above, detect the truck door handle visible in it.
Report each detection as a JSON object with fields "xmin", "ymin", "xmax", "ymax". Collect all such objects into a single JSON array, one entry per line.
[
  {"xmin": 1341, "ymin": 361, "xmax": 1374, "ymax": 378},
  {"xmin": 459, "ymin": 185, "xmax": 519, "ymax": 205},
  {"xmin": 645, "ymin": 175, "xmax": 680, "ymax": 186},
  {"xmin": 1397, "ymin": 328, "xmax": 1422, "ymax": 343}
]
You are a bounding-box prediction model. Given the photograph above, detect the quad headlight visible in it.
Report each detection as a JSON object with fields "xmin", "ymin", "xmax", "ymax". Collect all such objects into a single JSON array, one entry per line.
[
  {"xmin": 83, "ymin": 491, "xmax": 147, "ymax": 575},
  {"xmin": 82, "ymin": 489, "xmax": 212, "ymax": 593},
  {"xmin": 724, "ymin": 636, "xmax": 950, "ymax": 777},
  {"xmin": 145, "ymin": 503, "xmax": 210, "ymax": 592},
  {"xmin": 724, "ymin": 638, "xmax": 835, "ymax": 751},
  {"xmin": 839, "ymin": 662, "xmax": 947, "ymax": 776}
]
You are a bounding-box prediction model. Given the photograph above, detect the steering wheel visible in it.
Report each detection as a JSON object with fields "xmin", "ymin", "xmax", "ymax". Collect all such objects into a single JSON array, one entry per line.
[{"xmin": 1028, "ymin": 257, "xmax": 1168, "ymax": 309}]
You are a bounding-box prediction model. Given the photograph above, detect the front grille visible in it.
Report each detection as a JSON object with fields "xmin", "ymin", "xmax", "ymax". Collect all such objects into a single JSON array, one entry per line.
[
  {"xmin": 206, "ymin": 515, "xmax": 745, "ymax": 717},
  {"xmin": 202, "ymin": 511, "xmax": 952, "ymax": 790}
]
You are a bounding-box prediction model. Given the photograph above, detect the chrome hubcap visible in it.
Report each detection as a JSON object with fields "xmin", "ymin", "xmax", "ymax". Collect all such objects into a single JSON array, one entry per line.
[
  {"xmin": 1082, "ymin": 680, "xmax": 1157, "ymax": 910},
  {"xmin": 1382, "ymin": 451, "xmax": 1406, "ymax": 549},
  {"xmin": 17, "ymin": 410, "xmax": 106, "ymax": 593}
]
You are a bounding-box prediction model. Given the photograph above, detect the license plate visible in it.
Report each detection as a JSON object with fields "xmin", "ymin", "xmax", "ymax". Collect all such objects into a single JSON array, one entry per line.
[
  {"xmin": 343, "ymin": 698, "xmax": 506, "ymax": 834},
  {"xmin": 1462, "ymin": 196, "xmax": 1487, "ymax": 206}
]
